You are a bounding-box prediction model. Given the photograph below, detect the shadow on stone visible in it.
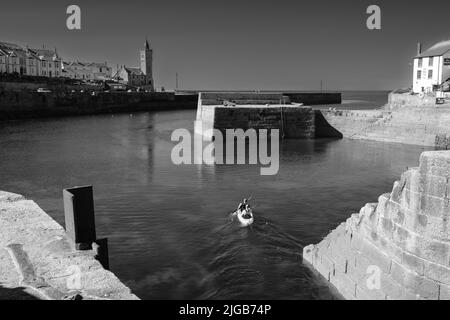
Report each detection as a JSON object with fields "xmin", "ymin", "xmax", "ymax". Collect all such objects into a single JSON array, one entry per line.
[{"xmin": 0, "ymin": 285, "xmax": 41, "ymax": 300}]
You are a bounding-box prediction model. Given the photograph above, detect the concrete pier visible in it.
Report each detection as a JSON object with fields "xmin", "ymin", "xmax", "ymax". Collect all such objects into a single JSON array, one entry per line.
[
  {"xmin": 0, "ymin": 191, "xmax": 138, "ymax": 300},
  {"xmin": 303, "ymin": 151, "xmax": 450, "ymax": 300}
]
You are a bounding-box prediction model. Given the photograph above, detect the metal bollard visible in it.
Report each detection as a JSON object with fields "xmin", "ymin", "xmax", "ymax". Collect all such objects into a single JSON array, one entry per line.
[{"xmin": 63, "ymin": 186, "xmax": 97, "ymax": 250}]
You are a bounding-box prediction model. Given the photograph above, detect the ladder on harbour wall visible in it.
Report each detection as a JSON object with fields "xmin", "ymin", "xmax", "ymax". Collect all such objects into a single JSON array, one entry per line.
[{"xmin": 280, "ymin": 107, "xmax": 285, "ymax": 139}]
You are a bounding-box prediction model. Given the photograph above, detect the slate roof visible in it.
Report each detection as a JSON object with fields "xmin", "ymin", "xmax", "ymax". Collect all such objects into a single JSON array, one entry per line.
[
  {"xmin": 124, "ymin": 67, "xmax": 145, "ymax": 76},
  {"xmin": 0, "ymin": 41, "xmax": 22, "ymax": 51},
  {"xmin": 86, "ymin": 62, "xmax": 109, "ymax": 68},
  {"xmin": 64, "ymin": 61, "xmax": 109, "ymax": 69},
  {"xmin": 30, "ymin": 48, "xmax": 59, "ymax": 60},
  {"xmin": 417, "ymin": 40, "xmax": 450, "ymax": 58}
]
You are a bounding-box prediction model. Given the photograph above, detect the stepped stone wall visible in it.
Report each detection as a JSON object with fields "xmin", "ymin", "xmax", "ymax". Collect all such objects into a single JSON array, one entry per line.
[
  {"xmin": 303, "ymin": 151, "xmax": 450, "ymax": 300},
  {"xmin": 323, "ymin": 106, "xmax": 450, "ymax": 148},
  {"xmin": 387, "ymin": 93, "xmax": 437, "ymax": 109}
]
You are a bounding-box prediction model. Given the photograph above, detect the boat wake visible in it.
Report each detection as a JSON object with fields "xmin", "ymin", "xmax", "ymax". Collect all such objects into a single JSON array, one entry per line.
[{"xmin": 196, "ymin": 213, "xmax": 307, "ymax": 299}]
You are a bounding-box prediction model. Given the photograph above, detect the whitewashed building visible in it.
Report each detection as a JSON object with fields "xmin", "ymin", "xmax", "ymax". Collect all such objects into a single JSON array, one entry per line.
[{"xmin": 413, "ymin": 40, "xmax": 450, "ymax": 93}]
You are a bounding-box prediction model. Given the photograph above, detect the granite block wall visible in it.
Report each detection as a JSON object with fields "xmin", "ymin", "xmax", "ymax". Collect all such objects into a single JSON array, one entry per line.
[{"xmin": 303, "ymin": 151, "xmax": 450, "ymax": 300}]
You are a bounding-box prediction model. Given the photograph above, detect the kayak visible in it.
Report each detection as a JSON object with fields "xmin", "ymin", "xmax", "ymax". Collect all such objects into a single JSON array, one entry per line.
[{"xmin": 233, "ymin": 209, "xmax": 254, "ymax": 227}]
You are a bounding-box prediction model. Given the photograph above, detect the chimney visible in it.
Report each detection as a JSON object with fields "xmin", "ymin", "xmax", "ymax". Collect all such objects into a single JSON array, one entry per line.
[{"xmin": 417, "ymin": 42, "xmax": 422, "ymax": 56}]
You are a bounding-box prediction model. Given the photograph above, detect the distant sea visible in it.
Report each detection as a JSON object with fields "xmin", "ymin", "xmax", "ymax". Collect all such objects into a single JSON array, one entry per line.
[{"xmin": 339, "ymin": 90, "xmax": 390, "ymax": 110}]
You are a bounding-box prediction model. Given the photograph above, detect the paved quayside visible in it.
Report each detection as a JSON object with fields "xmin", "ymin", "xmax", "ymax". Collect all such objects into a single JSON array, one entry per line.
[{"xmin": 0, "ymin": 191, "xmax": 138, "ymax": 300}]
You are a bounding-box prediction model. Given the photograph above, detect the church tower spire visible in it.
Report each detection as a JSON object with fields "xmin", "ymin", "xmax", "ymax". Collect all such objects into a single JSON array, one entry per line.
[{"xmin": 140, "ymin": 37, "xmax": 154, "ymax": 91}]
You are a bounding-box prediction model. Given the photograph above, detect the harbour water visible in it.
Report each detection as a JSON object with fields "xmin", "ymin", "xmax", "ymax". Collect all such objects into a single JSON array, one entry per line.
[{"xmin": 0, "ymin": 91, "xmax": 432, "ymax": 299}]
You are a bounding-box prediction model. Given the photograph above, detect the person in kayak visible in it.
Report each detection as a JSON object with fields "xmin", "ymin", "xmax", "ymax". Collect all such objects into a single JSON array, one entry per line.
[{"xmin": 238, "ymin": 198, "xmax": 248, "ymax": 213}]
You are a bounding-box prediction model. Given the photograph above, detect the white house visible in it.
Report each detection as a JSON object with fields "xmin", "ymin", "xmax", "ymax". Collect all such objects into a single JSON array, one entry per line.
[{"xmin": 413, "ymin": 40, "xmax": 450, "ymax": 93}]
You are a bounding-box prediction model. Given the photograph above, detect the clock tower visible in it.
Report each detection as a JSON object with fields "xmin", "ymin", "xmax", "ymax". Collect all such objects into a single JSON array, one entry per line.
[{"xmin": 140, "ymin": 38, "xmax": 154, "ymax": 91}]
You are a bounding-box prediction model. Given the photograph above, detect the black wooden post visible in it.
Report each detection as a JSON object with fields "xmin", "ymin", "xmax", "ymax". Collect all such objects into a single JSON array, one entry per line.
[{"xmin": 63, "ymin": 186, "xmax": 97, "ymax": 250}]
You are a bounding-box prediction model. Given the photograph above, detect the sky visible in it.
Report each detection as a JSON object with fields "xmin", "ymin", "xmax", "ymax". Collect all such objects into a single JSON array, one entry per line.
[{"xmin": 1, "ymin": 0, "xmax": 450, "ymax": 91}]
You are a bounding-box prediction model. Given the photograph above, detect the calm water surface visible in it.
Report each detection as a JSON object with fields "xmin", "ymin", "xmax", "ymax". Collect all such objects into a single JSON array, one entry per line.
[{"xmin": 0, "ymin": 92, "xmax": 431, "ymax": 299}]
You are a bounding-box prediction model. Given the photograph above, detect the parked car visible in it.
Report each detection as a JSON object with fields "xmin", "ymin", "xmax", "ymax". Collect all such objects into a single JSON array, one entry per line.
[{"xmin": 36, "ymin": 88, "xmax": 52, "ymax": 93}]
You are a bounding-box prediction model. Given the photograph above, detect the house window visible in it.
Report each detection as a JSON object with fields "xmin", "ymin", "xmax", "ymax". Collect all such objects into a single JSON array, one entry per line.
[
  {"xmin": 418, "ymin": 58, "xmax": 423, "ymax": 68},
  {"xmin": 428, "ymin": 70, "xmax": 433, "ymax": 79},
  {"xmin": 429, "ymin": 57, "xmax": 434, "ymax": 67},
  {"xmin": 417, "ymin": 70, "xmax": 422, "ymax": 79}
]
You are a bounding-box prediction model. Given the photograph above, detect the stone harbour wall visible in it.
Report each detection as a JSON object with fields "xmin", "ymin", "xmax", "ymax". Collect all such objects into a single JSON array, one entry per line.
[
  {"xmin": 322, "ymin": 109, "xmax": 385, "ymax": 137},
  {"xmin": 323, "ymin": 106, "xmax": 450, "ymax": 148},
  {"xmin": 303, "ymin": 151, "xmax": 450, "ymax": 300},
  {"xmin": 387, "ymin": 93, "xmax": 437, "ymax": 110},
  {"xmin": 0, "ymin": 91, "xmax": 198, "ymax": 120},
  {"xmin": 212, "ymin": 106, "xmax": 316, "ymax": 139},
  {"xmin": 197, "ymin": 92, "xmax": 342, "ymax": 107},
  {"xmin": 284, "ymin": 92, "xmax": 342, "ymax": 105},
  {"xmin": 196, "ymin": 105, "xmax": 343, "ymax": 141},
  {"xmin": 196, "ymin": 92, "xmax": 343, "ymax": 141}
]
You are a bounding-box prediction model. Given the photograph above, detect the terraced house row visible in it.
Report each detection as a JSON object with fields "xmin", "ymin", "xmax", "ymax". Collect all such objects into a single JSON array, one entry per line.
[{"xmin": 0, "ymin": 42, "xmax": 62, "ymax": 77}]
